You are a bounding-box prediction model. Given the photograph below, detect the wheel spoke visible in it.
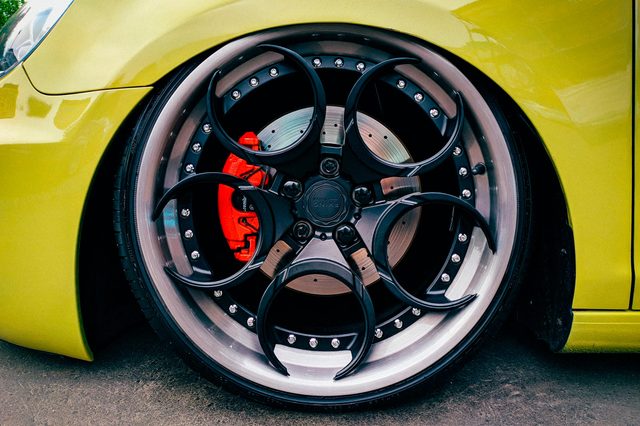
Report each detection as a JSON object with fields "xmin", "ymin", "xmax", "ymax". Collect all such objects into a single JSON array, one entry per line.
[
  {"xmin": 342, "ymin": 55, "xmax": 464, "ymax": 183},
  {"xmin": 152, "ymin": 172, "xmax": 293, "ymax": 289},
  {"xmin": 368, "ymin": 191, "xmax": 495, "ymax": 310},
  {"xmin": 206, "ymin": 44, "xmax": 327, "ymax": 179},
  {"xmin": 256, "ymin": 259, "xmax": 375, "ymax": 379}
]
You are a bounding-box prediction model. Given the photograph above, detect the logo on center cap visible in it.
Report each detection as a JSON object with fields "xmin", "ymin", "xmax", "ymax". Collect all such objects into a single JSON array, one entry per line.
[
  {"xmin": 304, "ymin": 181, "xmax": 348, "ymax": 226},
  {"xmin": 311, "ymin": 198, "xmax": 341, "ymax": 210}
]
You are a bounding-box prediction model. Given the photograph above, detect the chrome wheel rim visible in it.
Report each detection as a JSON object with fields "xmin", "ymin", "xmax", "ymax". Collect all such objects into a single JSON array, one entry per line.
[{"xmin": 133, "ymin": 25, "xmax": 519, "ymax": 398}]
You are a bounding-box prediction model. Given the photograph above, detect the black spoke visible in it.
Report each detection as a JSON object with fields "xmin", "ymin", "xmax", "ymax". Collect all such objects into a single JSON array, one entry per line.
[
  {"xmin": 342, "ymin": 55, "xmax": 465, "ymax": 183},
  {"xmin": 206, "ymin": 44, "xmax": 327, "ymax": 179},
  {"xmin": 256, "ymin": 259, "xmax": 375, "ymax": 379},
  {"xmin": 369, "ymin": 191, "xmax": 495, "ymax": 310},
  {"xmin": 153, "ymin": 172, "xmax": 293, "ymax": 289},
  {"xmin": 163, "ymin": 255, "xmax": 266, "ymax": 290}
]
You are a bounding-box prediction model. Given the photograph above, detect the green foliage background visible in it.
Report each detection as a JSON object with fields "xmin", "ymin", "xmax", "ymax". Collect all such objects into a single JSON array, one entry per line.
[{"xmin": 0, "ymin": 0, "xmax": 23, "ymax": 28}]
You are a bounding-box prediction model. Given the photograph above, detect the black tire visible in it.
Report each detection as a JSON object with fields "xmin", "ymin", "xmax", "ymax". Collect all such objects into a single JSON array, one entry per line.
[{"xmin": 114, "ymin": 25, "xmax": 530, "ymax": 409}]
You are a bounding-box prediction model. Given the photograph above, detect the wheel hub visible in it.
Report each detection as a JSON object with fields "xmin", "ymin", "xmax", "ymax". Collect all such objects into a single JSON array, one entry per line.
[{"xmin": 300, "ymin": 178, "xmax": 350, "ymax": 228}]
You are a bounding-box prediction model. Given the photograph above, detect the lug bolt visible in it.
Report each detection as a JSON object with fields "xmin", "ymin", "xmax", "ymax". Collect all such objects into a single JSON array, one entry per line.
[
  {"xmin": 335, "ymin": 224, "xmax": 357, "ymax": 247},
  {"xmin": 356, "ymin": 62, "xmax": 366, "ymax": 72},
  {"xmin": 441, "ymin": 273, "xmax": 451, "ymax": 282},
  {"xmin": 228, "ymin": 304, "xmax": 237, "ymax": 314},
  {"xmin": 185, "ymin": 163, "xmax": 195, "ymax": 173},
  {"xmin": 412, "ymin": 307, "xmax": 421, "ymax": 316},
  {"xmin": 394, "ymin": 319, "xmax": 403, "ymax": 329},
  {"xmin": 192, "ymin": 143, "xmax": 202, "ymax": 153},
  {"xmin": 287, "ymin": 334, "xmax": 296, "ymax": 344},
  {"xmin": 293, "ymin": 221, "xmax": 313, "ymax": 242},
  {"xmin": 184, "ymin": 230, "xmax": 194, "ymax": 239},
  {"xmin": 458, "ymin": 233, "xmax": 468, "ymax": 243},
  {"xmin": 375, "ymin": 328, "xmax": 383, "ymax": 338},
  {"xmin": 231, "ymin": 90, "xmax": 241, "ymax": 100},
  {"xmin": 320, "ymin": 157, "xmax": 339, "ymax": 176},
  {"xmin": 246, "ymin": 317, "xmax": 255, "ymax": 327},
  {"xmin": 312, "ymin": 57, "xmax": 322, "ymax": 67},
  {"xmin": 459, "ymin": 167, "xmax": 468, "ymax": 177},
  {"xmin": 414, "ymin": 93, "xmax": 424, "ymax": 103},
  {"xmin": 462, "ymin": 189, "xmax": 472, "ymax": 199},
  {"xmin": 202, "ymin": 123, "xmax": 212, "ymax": 133},
  {"xmin": 190, "ymin": 250, "xmax": 200, "ymax": 260},
  {"xmin": 249, "ymin": 77, "xmax": 259, "ymax": 87},
  {"xmin": 451, "ymin": 253, "xmax": 461, "ymax": 263},
  {"xmin": 453, "ymin": 146, "xmax": 462, "ymax": 156},
  {"xmin": 213, "ymin": 290, "xmax": 223, "ymax": 298},
  {"xmin": 180, "ymin": 208, "xmax": 191, "ymax": 218},
  {"xmin": 331, "ymin": 338, "xmax": 341, "ymax": 349},
  {"xmin": 334, "ymin": 58, "xmax": 344, "ymax": 68},
  {"xmin": 309, "ymin": 338, "xmax": 319, "ymax": 348},
  {"xmin": 429, "ymin": 108, "xmax": 440, "ymax": 118},
  {"xmin": 352, "ymin": 186, "xmax": 373, "ymax": 206},
  {"xmin": 396, "ymin": 79, "xmax": 406, "ymax": 89},
  {"xmin": 282, "ymin": 180, "xmax": 303, "ymax": 198},
  {"xmin": 269, "ymin": 67, "xmax": 279, "ymax": 77}
]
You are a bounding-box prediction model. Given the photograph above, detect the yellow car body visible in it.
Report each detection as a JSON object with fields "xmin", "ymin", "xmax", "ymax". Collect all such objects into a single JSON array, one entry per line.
[{"xmin": 0, "ymin": 0, "xmax": 637, "ymax": 365}]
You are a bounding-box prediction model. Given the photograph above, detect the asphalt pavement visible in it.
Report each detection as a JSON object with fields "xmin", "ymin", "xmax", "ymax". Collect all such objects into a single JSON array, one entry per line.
[{"xmin": 1, "ymin": 323, "xmax": 638, "ymax": 425}]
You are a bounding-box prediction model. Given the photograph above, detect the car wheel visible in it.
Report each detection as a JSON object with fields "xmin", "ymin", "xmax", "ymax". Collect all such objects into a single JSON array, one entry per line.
[{"xmin": 115, "ymin": 25, "xmax": 530, "ymax": 408}]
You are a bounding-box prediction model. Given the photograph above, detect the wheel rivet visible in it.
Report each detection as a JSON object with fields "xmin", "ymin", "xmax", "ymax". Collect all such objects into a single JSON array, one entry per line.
[
  {"xmin": 414, "ymin": 93, "xmax": 424, "ymax": 103},
  {"xmin": 309, "ymin": 338, "xmax": 319, "ymax": 348},
  {"xmin": 287, "ymin": 334, "xmax": 296, "ymax": 344},
  {"xmin": 292, "ymin": 221, "xmax": 313, "ymax": 242},
  {"xmin": 334, "ymin": 58, "xmax": 344, "ymax": 68},
  {"xmin": 375, "ymin": 328, "xmax": 383, "ymax": 338},
  {"xmin": 462, "ymin": 189, "xmax": 472, "ymax": 199},
  {"xmin": 228, "ymin": 304, "xmax": 237, "ymax": 314},
  {"xmin": 192, "ymin": 143, "xmax": 202, "ymax": 153},
  {"xmin": 190, "ymin": 250, "xmax": 200, "ymax": 260},
  {"xmin": 331, "ymin": 338, "xmax": 340, "ymax": 349},
  {"xmin": 246, "ymin": 317, "xmax": 255, "ymax": 327},
  {"xmin": 312, "ymin": 57, "xmax": 322, "ymax": 67},
  {"xmin": 213, "ymin": 290, "xmax": 223, "ymax": 298},
  {"xmin": 202, "ymin": 123, "xmax": 212, "ymax": 133},
  {"xmin": 451, "ymin": 253, "xmax": 461, "ymax": 263},
  {"xmin": 441, "ymin": 273, "xmax": 451, "ymax": 283},
  {"xmin": 231, "ymin": 90, "xmax": 241, "ymax": 100},
  {"xmin": 184, "ymin": 229, "xmax": 194, "ymax": 239},
  {"xmin": 356, "ymin": 62, "xmax": 366, "ymax": 72},
  {"xmin": 458, "ymin": 233, "xmax": 468, "ymax": 243},
  {"xmin": 180, "ymin": 208, "xmax": 191, "ymax": 218},
  {"xmin": 185, "ymin": 163, "xmax": 195, "ymax": 173},
  {"xmin": 396, "ymin": 79, "xmax": 406, "ymax": 89},
  {"xmin": 412, "ymin": 307, "xmax": 421, "ymax": 316},
  {"xmin": 459, "ymin": 167, "xmax": 468, "ymax": 177},
  {"xmin": 335, "ymin": 224, "xmax": 357, "ymax": 246},
  {"xmin": 394, "ymin": 319, "xmax": 403, "ymax": 329},
  {"xmin": 352, "ymin": 186, "xmax": 372, "ymax": 205},
  {"xmin": 269, "ymin": 67, "xmax": 279, "ymax": 77},
  {"xmin": 429, "ymin": 108, "xmax": 439, "ymax": 118},
  {"xmin": 320, "ymin": 157, "xmax": 339, "ymax": 176},
  {"xmin": 282, "ymin": 180, "xmax": 303, "ymax": 198},
  {"xmin": 249, "ymin": 77, "xmax": 259, "ymax": 87},
  {"xmin": 453, "ymin": 146, "xmax": 462, "ymax": 156}
]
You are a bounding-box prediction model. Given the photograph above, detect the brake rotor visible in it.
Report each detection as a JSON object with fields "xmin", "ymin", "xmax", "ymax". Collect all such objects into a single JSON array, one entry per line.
[{"xmin": 256, "ymin": 106, "xmax": 420, "ymax": 295}]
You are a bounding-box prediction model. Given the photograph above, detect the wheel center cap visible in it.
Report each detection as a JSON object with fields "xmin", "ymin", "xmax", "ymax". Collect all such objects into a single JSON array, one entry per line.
[{"xmin": 302, "ymin": 180, "xmax": 349, "ymax": 227}]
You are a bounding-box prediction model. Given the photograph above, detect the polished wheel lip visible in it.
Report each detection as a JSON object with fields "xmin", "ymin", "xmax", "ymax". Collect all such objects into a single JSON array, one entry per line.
[{"xmin": 132, "ymin": 25, "xmax": 519, "ymax": 400}]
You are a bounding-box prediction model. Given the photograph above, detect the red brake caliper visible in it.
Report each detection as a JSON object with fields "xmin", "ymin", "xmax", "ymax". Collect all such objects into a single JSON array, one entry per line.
[{"xmin": 217, "ymin": 132, "xmax": 266, "ymax": 262}]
